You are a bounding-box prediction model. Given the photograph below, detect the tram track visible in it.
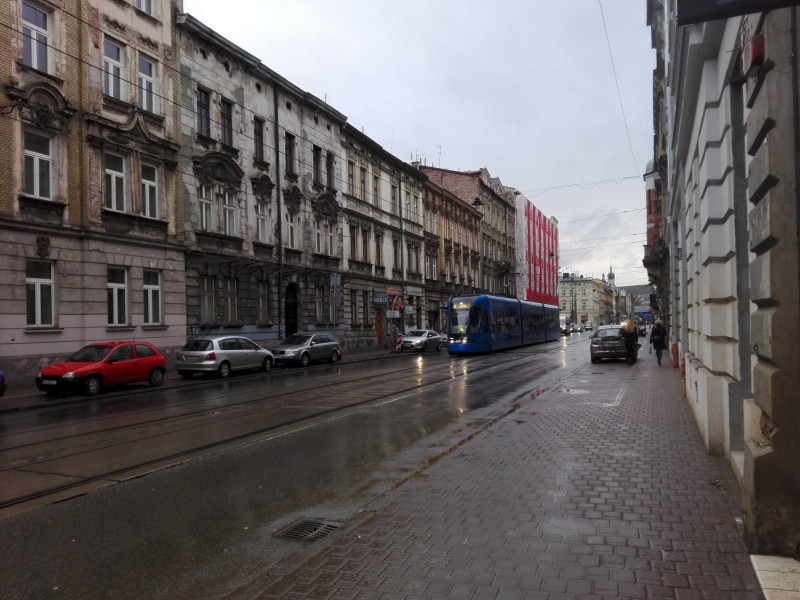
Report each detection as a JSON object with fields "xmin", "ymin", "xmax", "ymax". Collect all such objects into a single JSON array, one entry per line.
[{"xmin": 0, "ymin": 336, "xmax": 587, "ymax": 516}]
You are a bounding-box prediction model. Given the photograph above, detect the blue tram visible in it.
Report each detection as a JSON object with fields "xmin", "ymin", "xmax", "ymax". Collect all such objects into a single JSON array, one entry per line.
[{"xmin": 446, "ymin": 295, "xmax": 560, "ymax": 355}]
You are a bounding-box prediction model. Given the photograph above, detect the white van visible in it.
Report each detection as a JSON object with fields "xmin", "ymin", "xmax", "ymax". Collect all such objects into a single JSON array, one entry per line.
[{"xmin": 584, "ymin": 321, "xmax": 593, "ymax": 331}]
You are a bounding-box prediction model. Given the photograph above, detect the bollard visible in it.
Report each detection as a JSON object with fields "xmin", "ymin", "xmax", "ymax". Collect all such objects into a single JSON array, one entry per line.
[
  {"xmin": 395, "ymin": 331, "xmax": 403, "ymax": 351},
  {"xmin": 671, "ymin": 342, "xmax": 679, "ymax": 368}
]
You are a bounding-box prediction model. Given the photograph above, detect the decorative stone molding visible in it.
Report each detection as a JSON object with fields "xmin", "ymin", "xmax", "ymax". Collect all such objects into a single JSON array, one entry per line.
[
  {"xmin": 283, "ymin": 186, "xmax": 303, "ymax": 214},
  {"xmin": 193, "ymin": 151, "xmax": 244, "ymax": 188},
  {"xmin": 251, "ymin": 174, "xmax": 275, "ymax": 200},
  {"xmin": 7, "ymin": 81, "xmax": 75, "ymax": 133}
]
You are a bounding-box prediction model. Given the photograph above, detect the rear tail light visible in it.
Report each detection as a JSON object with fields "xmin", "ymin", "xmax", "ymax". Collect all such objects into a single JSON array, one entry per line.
[{"xmin": 206, "ymin": 351, "xmax": 216, "ymax": 360}]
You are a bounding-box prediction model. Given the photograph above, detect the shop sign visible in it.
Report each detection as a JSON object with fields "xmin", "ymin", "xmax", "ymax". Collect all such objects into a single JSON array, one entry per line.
[
  {"xmin": 406, "ymin": 286, "xmax": 422, "ymax": 296},
  {"xmin": 372, "ymin": 292, "xmax": 388, "ymax": 306},
  {"xmin": 387, "ymin": 310, "xmax": 401, "ymax": 319}
]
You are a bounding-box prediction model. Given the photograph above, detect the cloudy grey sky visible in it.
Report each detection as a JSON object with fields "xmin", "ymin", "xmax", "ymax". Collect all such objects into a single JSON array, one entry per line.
[{"xmin": 183, "ymin": 0, "xmax": 655, "ymax": 287}]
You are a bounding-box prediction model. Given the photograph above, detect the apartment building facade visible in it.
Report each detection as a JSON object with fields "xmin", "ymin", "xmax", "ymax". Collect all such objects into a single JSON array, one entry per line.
[
  {"xmin": 0, "ymin": 0, "xmax": 186, "ymax": 382},
  {"xmin": 648, "ymin": 1, "xmax": 800, "ymax": 557}
]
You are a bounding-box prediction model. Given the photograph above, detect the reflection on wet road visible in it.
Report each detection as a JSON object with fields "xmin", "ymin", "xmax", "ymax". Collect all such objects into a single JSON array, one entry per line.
[{"xmin": 0, "ymin": 335, "xmax": 590, "ymax": 600}]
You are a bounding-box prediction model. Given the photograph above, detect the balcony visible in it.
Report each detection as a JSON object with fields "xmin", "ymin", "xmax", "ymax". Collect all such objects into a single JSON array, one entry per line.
[{"xmin": 642, "ymin": 241, "xmax": 667, "ymax": 269}]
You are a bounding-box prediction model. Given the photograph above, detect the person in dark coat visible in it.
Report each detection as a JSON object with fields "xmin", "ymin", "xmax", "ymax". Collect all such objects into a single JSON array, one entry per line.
[
  {"xmin": 650, "ymin": 319, "xmax": 667, "ymax": 365},
  {"xmin": 621, "ymin": 320, "xmax": 638, "ymax": 365}
]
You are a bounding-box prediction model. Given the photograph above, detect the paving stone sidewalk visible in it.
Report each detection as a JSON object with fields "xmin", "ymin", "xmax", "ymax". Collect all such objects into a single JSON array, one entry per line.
[{"xmin": 252, "ymin": 354, "xmax": 763, "ymax": 600}]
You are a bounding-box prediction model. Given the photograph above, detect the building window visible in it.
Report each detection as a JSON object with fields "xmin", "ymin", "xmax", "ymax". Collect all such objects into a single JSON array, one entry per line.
[
  {"xmin": 26, "ymin": 260, "xmax": 54, "ymax": 327},
  {"xmin": 432, "ymin": 258, "xmax": 438, "ymax": 281},
  {"xmin": 350, "ymin": 225, "xmax": 358, "ymax": 260},
  {"xmin": 22, "ymin": 2, "xmax": 49, "ymax": 73},
  {"xmin": 362, "ymin": 291, "xmax": 370, "ymax": 324},
  {"xmin": 315, "ymin": 218, "xmax": 332, "ymax": 255},
  {"xmin": 141, "ymin": 163, "xmax": 159, "ymax": 219},
  {"xmin": 222, "ymin": 278, "xmax": 237, "ymax": 324},
  {"xmin": 347, "ymin": 161, "xmax": 355, "ymax": 195},
  {"xmin": 373, "ymin": 175, "xmax": 380, "ymax": 205},
  {"xmin": 375, "ymin": 235, "xmax": 383, "ymax": 267},
  {"xmin": 425, "ymin": 255, "xmax": 431, "ymax": 279},
  {"xmin": 136, "ymin": 0, "xmax": 155, "ymax": 17},
  {"xmin": 284, "ymin": 132, "xmax": 296, "ymax": 175},
  {"xmin": 137, "ymin": 55, "xmax": 157, "ymax": 113},
  {"xmin": 313, "ymin": 146, "xmax": 323, "ymax": 185},
  {"xmin": 254, "ymin": 118, "xmax": 265, "ymax": 161},
  {"xmin": 196, "ymin": 88, "xmax": 210, "ymax": 137},
  {"xmin": 103, "ymin": 39, "xmax": 124, "ymax": 100},
  {"xmin": 104, "ymin": 152, "xmax": 126, "ymax": 212},
  {"xmin": 257, "ymin": 280, "xmax": 270, "ymax": 323},
  {"xmin": 326, "ymin": 151, "xmax": 335, "ymax": 189},
  {"xmin": 361, "ymin": 229, "xmax": 369, "ymax": 263},
  {"xmin": 350, "ymin": 290, "xmax": 357, "ymax": 324},
  {"xmin": 285, "ymin": 211, "xmax": 299, "ymax": 249},
  {"xmin": 391, "ymin": 185, "xmax": 399, "ymax": 215},
  {"xmin": 23, "ymin": 130, "xmax": 52, "ymax": 199},
  {"xmin": 360, "ymin": 167, "xmax": 367, "ymax": 200},
  {"xmin": 255, "ymin": 201, "xmax": 269, "ymax": 243},
  {"xmin": 199, "ymin": 184, "xmax": 212, "ymax": 231},
  {"xmin": 315, "ymin": 286, "xmax": 325, "ymax": 322},
  {"xmin": 393, "ymin": 239, "xmax": 400, "ymax": 270},
  {"xmin": 107, "ymin": 267, "xmax": 128, "ymax": 326},
  {"xmin": 221, "ymin": 99, "xmax": 233, "ymax": 146},
  {"xmin": 200, "ymin": 277, "xmax": 215, "ymax": 324},
  {"xmin": 222, "ymin": 191, "xmax": 236, "ymax": 236},
  {"xmin": 143, "ymin": 270, "xmax": 161, "ymax": 325}
]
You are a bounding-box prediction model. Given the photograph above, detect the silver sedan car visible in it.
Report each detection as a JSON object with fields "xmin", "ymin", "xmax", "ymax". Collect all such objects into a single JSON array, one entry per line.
[
  {"xmin": 400, "ymin": 329, "xmax": 443, "ymax": 352},
  {"xmin": 176, "ymin": 335, "xmax": 274, "ymax": 378}
]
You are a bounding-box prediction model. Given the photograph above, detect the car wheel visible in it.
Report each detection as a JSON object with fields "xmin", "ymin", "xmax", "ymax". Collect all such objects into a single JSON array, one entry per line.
[
  {"xmin": 178, "ymin": 371, "xmax": 193, "ymax": 380},
  {"xmin": 85, "ymin": 375, "xmax": 102, "ymax": 396},
  {"xmin": 218, "ymin": 362, "xmax": 231, "ymax": 378},
  {"xmin": 330, "ymin": 350, "xmax": 339, "ymax": 363},
  {"xmin": 300, "ymin": 353, "xmax": 310, "ymax": 368},
  {"xmin": 591, "ymin": 357, "xmax": 599, "ymax": 364},
  {"xmin": 436, "ymin": 342, "xmax": 442, "ymax": 351},
  {"xmin": 262, "ymin": 357, "xmax": 272, "ymax": 373},
  {"xmin": 149, "ymin": 368, "xmax": 165, "ymax": 387}
]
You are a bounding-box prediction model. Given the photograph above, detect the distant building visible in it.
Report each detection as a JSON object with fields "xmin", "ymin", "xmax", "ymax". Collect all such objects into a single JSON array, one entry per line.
[{"xmin": 514, "ymin": 192, "xmax": 558, "ymax": 306}]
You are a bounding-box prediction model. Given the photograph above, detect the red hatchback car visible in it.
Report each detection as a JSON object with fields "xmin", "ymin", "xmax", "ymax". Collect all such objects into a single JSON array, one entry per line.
[{"xmin": 36, "ymin": 341, "xmax": 166, "ymax": 397}]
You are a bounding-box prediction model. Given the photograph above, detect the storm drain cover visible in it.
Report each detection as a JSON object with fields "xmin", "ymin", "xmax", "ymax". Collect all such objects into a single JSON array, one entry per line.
[{"xmin": 275, "ymin": 519, "xmax": 341, "ymax": 542}]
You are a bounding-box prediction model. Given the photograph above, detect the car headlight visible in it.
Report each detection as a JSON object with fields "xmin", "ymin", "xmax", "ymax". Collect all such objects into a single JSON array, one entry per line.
[
  {"xmin": 63, "ymin": 372, "xmax": 75, "ymax": 380},
  {"xmin": 285, "ymin": 349, "xmax": 298, "ymax": 355}
]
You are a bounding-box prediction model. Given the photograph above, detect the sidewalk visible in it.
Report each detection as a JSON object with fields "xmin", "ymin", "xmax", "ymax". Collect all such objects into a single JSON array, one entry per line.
[{"xmin": 246, "ymin": 351, "xmax": 780, "ymax": 600}]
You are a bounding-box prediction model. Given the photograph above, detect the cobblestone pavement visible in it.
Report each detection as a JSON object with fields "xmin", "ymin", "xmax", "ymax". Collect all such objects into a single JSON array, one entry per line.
[{"xmin": 251, "ymin": 353, "xmax": 763, "ymax": 600}]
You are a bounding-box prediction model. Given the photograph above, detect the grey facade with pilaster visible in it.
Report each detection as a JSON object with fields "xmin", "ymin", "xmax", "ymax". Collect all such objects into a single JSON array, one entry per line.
[{"xmin": 648, "ymin": 1, "xmax": 800, "ymax": 558}]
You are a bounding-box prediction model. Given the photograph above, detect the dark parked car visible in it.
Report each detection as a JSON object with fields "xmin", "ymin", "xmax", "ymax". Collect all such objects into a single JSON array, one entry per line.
[
  {"xmin": 589, "ymin": 325, "xmax": 637, "ymax": 363},
  {"xmin": 272, "ymin": 333, "xmax": 341, "ymax": 367},
  {"xmin": 401, "ymin": 329, "xmax": 443, "ymax": 352},
  {"xmin": 176, "ymin": 335, "xmax": 274, "ymax": 378},
  {"xmin": 36, "ymin": 341, "xmax": 166, "ymax": 396}
]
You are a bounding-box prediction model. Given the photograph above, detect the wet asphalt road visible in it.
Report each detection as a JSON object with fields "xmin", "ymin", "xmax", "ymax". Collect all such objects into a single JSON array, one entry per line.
[{"xmin": 0, "ymin": 336, "xmax": 588, "ymax": 600}]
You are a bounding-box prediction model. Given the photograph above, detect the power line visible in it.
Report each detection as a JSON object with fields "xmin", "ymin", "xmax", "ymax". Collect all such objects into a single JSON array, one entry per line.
[{"xmin": 598, "ymin": 0, "xmax": 639, "ymax": 176}]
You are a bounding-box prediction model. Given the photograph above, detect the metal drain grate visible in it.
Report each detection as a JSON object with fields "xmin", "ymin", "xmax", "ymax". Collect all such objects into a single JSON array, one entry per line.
[{"xmin": 275, "ymin": 519, "xmax": 341, "ymax": 542}]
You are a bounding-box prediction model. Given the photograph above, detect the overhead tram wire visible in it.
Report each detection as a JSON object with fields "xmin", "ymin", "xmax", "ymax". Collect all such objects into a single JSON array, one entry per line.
[{"xmin": 598, "ymin": 0, "xmax": 640, "ymax": 176}]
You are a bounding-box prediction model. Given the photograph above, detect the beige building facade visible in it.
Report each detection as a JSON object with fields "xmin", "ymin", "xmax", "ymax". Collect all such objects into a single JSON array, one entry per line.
[{"xmin": 1, "ymin": 0, "xmax": 186, "ymax": 382}]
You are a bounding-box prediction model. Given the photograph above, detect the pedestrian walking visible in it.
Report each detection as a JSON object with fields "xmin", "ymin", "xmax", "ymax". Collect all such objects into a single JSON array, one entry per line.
[
  {"xmin": 621, "ymin": 320, "xmax": 638, "ymax": 365},
  {"xmin": 650, "ymin": 319, "xmax": 667, "ymax": 365}
]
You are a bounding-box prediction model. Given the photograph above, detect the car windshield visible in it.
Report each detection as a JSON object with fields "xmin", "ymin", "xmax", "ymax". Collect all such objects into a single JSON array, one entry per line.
[
  {"xmin": 406, "ymin": 330, "xmax": 426, "ymax": 337},
  {"xmin": 181, "ymin": 339, "xmax": 212, "ymax": 351},
  {"xmin": 68, "ymin": 345, "xmax": 114, "ymax": 362},
  {"xmin": 283, "ymin": 334, "xmax": 311, "ymax": 345}
]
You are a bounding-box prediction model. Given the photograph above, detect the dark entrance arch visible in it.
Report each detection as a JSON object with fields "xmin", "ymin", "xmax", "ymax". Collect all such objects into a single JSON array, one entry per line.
[{"xmin": 285, "ymin": 284, "xmax": 299, "ymax": 336}]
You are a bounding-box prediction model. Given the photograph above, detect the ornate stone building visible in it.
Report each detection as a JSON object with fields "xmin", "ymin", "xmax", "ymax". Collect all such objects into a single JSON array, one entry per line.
[
  {"xmin": 0, "ymin": 0, "xmax": 186, "ymax": 381},
  {"xmin": 176, "ymin": 14, "xmax": 346, "ymax": 344}
]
